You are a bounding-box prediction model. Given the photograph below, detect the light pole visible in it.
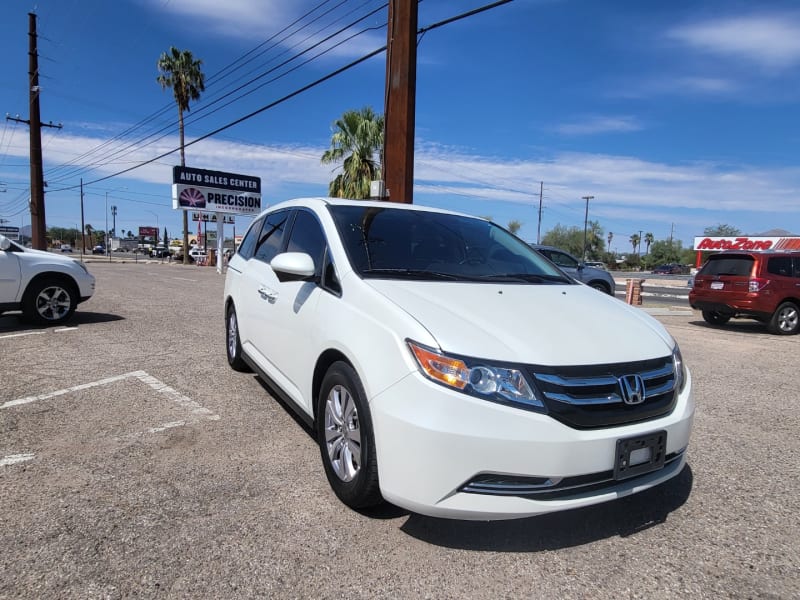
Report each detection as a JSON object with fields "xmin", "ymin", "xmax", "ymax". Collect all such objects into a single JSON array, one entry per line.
[
  {"xmin": 581, "ymin": 195, "xmax": 594, "ymax": 261},
  {"xmin": 104, "ymin": 192, "xmax": 109, "ymax": 257}
]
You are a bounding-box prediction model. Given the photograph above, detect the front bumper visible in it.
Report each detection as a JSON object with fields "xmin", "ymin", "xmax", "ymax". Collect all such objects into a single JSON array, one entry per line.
[{"xmin": 370, "ymin": 369, "xmax": 694, "ymax": 520}]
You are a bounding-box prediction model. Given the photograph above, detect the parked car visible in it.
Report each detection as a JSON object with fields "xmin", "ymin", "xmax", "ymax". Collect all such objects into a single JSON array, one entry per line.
[
  {"xmin": 652, "ymin": 264, "xmax": 684, "ymax": 275},
  {"xmin": 689, "ymin": 251, "xmax": 800, "ymax": 334},
  {"xmin": 223, "ymin": 198, "xmax": 693, "ymax": 520},
  {"xmin": 584, "ymin": 260, "xmax": 607, "ymax": 270},
  {"xmin": 529, "ymin": 244, "xmax": 616, "ymax": 295},
  {"xmin": 188, "ymin": 248, "xmax": 207, "ymax": 263},
  {"xmin": 92, "ymin": 245, "xmax": 106, "ymax": 255},
  {"xmin": 150, "ymin": 246, "xmax": 170, "ymax": 258},
  {"xmin": 0, "ymin": 234, "xmax": 95, "ymax": 324},
  {"xmin": 60, "ymin": 244, "xmax": 72, "ymax": 253}
]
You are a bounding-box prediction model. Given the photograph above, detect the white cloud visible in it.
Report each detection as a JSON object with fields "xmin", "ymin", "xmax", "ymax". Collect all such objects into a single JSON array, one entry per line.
[
  {"xmin": 146, "ymin": 0, "xmax": 386, "ymax": 59},
  {"xmin": 668, "ymin": 14, "xmax": 800, "ymax": 71},
  {"xmin": 554, "ymin": 116, "xmax": 643, "ymax": 136}
]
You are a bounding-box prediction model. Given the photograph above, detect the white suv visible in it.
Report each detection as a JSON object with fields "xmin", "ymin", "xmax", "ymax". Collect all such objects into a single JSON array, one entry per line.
[
  {"xmin": 224, "ymin": 199, "xmax": 694, "ymax": 520},
  {"xmin": 0, "ymin": 234, "xmax": 96, "ymax": 325}
]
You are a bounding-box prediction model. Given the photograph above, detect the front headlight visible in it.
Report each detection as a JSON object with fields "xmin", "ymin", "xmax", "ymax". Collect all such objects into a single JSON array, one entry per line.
[
  {"xmin": 673, "ymin": 343, "xmax": 687, "ymax": 393},
  {"xmin": 407, "ymin": 340, "xmax": 545, "ymax": 411}
]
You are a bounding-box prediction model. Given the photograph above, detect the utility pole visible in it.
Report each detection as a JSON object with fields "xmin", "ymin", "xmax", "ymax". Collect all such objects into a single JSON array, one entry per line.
[
  {"xmin": 80, "ymin": 179, "xmax": 86, "ymax": 256},
  {"xmin": 536, "ymin": 181, "xmax": 543, "ymax": 244},
  {"xmin": 6, "ymin": 13, "xmax": 62, "ymax": 250},
  {"xmin": 383, "ymin": 0, "xmax": 417, "ymax": 203},
  {"xmin": 581, "ymin": 195, "xmax": 594, "ymax": 260}
]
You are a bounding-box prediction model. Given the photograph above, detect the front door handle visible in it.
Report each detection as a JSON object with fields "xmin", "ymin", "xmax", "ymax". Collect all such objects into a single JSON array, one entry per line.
[{"xmin": 258, "ymin": 286, "xmax": 278, "ymax": 301}]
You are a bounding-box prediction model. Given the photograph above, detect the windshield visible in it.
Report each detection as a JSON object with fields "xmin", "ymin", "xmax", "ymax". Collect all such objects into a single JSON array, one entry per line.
[{"xmin": 328, "ymin": 205, "xmax": 573, "ymax": 284}]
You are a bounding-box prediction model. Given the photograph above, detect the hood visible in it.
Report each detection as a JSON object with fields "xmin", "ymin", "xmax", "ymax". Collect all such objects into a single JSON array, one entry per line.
[
  {"xmin": 22, "ymin": 247, "xmax": 82, "ymax": 265},
  {"xmin": 367, "ymin": 280, "xmax": 673, "ymax": 366}
]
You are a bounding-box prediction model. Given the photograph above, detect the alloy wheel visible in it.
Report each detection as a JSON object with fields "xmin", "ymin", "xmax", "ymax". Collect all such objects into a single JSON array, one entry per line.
[{"xmin": 324, "ymin": 384, "xmax": 362, "ymax": 482}]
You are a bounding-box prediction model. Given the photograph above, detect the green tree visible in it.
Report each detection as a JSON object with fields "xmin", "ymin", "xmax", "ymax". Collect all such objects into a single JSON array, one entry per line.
[
  {"xmin": 704, "ymin": 223, "xmax": 741, "ymax": 236},
  {"xmin": 321, "ymin": 107, "xmax": 384, "ymax": 199},
  {"xmin": 157, "ymin": 47, "xmax": 205, "ymax": 263},
  {"xmin": 541, "ymin": 221, "xmax": 605, "ymax": 259},
  {"xmin": 507, "ymin": 220, "xmax": 522, "ymax": 235},
  {"xmin": 644, "ymin": 232, "xmax": 654, "ymax": 255},
  {"xmin": 630, "ymin": 233, "xmax": 640, "ymax": 255}
]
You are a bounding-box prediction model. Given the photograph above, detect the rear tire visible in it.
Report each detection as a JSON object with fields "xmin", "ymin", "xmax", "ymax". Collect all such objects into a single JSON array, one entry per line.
[
  {"xmin": 317, "ymin": 362, "xmax": 382, "ymax": 509},
  {"xmin": 22, "ymin": 277, "xmax": 77, "ymax": 325},
  {"xmin": 225, "ymin": 305, "xmax": 250, "ymax": 371},
  {"xmin": 702, "ymin": 310, "xmax": 730, "ymax": 326},
  {"xmin": 768, "ymin": 302, "xmax": 799, "ymax": 335}
]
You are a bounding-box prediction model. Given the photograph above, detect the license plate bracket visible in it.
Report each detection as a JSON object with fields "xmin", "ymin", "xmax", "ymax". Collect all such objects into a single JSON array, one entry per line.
[{"xmin": 614, "ymin": 430, "xmax": 667, "ymax": 481}]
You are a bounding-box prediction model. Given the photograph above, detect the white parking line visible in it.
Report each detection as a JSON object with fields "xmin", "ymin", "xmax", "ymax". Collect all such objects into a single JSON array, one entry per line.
[
  {"xmin": 0, "ymin": 331, "xmax": 46, "ymax": 340},
  {"xmin": 1, "ymin": 371, "xmax": 219, "ymax": 436},
  {"xmin": 1, "ymin": 453, "xmax": 35, "ymax": 467}
]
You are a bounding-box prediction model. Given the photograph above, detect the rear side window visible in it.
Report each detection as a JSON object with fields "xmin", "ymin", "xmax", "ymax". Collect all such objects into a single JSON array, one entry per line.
[
  {"xmin": 700, "ymin": 256, "xmax": 754, "ymax": 277},
  {"xmin": 767, "ymin": 256, "xmax": 793, "ymax": 277}
]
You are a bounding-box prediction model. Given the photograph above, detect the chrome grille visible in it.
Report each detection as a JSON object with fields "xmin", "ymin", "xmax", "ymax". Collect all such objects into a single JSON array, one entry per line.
[{"xmin": 530, "ymin": 355, "xmax": 678, "ymax": 429}]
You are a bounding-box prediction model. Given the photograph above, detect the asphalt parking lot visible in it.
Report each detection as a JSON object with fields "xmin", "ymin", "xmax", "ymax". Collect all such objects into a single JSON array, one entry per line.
[{"xmin": 1, "ymin": 261, "xmax": 798, "ymax": 599}]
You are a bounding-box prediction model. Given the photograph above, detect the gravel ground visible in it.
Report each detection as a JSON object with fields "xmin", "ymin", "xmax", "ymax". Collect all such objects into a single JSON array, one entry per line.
[{"xmin": 1, "ymin": 261, "xmax": 797, "ymax": 599}]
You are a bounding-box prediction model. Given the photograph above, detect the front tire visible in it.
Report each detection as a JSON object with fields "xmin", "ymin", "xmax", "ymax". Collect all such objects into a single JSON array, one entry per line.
[
  {"xmin": 317, "ymin": 362, "xmax": 382, "ymax": 509},
  {"xmin": 22, "ymin": 277, "xmax": 77, "ymax": 325},
  {"xmin": 225, "ymin": 305, "xmax": 250, "ymax": 371},
  {"xmin": 589, "ymin": 281, "xmax": 612, "ymax": 295},
  {"xmin": 702, "ymin": 310, "xmax": 730, "ymax": 326},
  {"xmin": 768, "ymin": 302, "xmax": 799, "ymax": 335}
]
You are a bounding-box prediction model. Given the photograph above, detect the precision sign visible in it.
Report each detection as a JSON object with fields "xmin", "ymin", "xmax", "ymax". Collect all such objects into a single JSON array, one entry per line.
[
  {"xmin": 0, "ymin": 226, "xmax": 20, "ymax": 241},
  {"xmin": 172, "ymin": 166, "xmax": 261, "ymax": 216}
]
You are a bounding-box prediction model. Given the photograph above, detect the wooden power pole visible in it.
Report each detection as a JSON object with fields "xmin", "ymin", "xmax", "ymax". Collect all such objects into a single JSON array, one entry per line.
[
  {"xmin": 383, "ymin": 0, "xmax": 417, "ymax": 204},
  {"xmin": 6, "ymin": 12, "xmax": 62, "ymax": 249}
]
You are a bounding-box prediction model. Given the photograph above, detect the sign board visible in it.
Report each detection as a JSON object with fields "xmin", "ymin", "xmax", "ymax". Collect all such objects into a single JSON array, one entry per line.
[
  {"xmin": 139, "ymin": 226, "xmax": 158, "ymax": 237},
  {"xmin": 694, "ymin": 236, "xmax": 800, "ymax": 252},
  {"xmin": 0, "ymin": 226, "xmax": 20, "ymax": 241},
  {"xmin": 172, "ymin": 166, "xmax": 261, "ymax": 216},
  {"xmin": 191, "ymin": 212, "xmax": 235, "ymax": 224}
]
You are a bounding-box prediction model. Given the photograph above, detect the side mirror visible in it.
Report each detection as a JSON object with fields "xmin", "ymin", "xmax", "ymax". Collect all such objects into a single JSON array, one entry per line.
[
  {"xmin": 271, "ymin": 252, "xmax": 316, "ymax": 282},
  {"xmin": 0, "ymin": 235, "xmax": 10, "ymax": 251}
]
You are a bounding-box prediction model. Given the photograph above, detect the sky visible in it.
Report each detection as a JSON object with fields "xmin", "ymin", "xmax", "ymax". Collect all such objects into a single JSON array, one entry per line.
[{"xmin": 1, "ymin": 0, "xmax": 799, "ymax": 251}]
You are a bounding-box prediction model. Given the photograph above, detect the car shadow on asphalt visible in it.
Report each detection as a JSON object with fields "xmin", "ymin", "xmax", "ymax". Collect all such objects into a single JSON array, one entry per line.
[
  {"xmin": 689, "ymin": 319, "xmax": 770, "ymax": 335},
  {"xmin": 0, "ymin": 311, "xmax": 124, "ymax": 332},
  {"xmin": 398, "ymin": 465, "xmax": 694, "ymax": 551}
]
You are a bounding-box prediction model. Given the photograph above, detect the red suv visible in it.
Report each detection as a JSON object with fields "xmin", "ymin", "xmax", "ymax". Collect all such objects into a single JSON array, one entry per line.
[{"xmin": 689, "ymin": 251, "xmax": 800, "ymax": 334}]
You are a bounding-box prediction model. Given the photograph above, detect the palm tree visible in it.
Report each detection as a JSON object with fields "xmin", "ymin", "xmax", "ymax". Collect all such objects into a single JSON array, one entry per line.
[
  {"xmin": 630, "ymin": 233, "xmax": 640, "ymax": 255},
  {"xmin": 644, "ymin": 232, "xmax": 654, "ymax": 255},
  {"xmin": 321, "ymin": 107, "xmax": 384, "ymax": 199},
  {"xmin": 157, "ymin": 47, "xmax": 205, "ymax": 263}
]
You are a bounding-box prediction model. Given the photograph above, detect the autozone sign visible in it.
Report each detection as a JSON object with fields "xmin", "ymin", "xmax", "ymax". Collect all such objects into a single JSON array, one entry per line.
[{"xmin": 693, "ymin": 236, "xmax": 800, "ymax": 251}]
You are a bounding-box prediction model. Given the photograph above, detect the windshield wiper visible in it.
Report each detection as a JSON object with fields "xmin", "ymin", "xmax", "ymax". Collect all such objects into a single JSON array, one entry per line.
[
  {"xmin": 482, "ymin": 273, "xmax": 567, "ymax": 283},
  {"xmin": 361, "ymin": 268, "xmax": 460, "ymax": 280}
]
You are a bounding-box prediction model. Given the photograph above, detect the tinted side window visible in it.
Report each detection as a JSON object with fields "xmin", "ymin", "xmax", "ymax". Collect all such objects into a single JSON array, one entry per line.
[
  {"xmin": 767, "ymin": 256, "xmax": 792, "ymax": 277},
  {"xmin": 794, "ymin": 258, "xmax": 800, "ymax": 279},
  {"xmin": 254, "ymin": 210, "xmax": 290, "ymax": 264},
  {"xmin": 547, "ymin": 250, "xmax": 579, "ymax": 269},
  {"xmin": 286, "ymin": 210, "xmax": 326, "ymax": 278},
  {"xmin": 237, "ymin": 216, "xmax": 264, "ymax": 260}
]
